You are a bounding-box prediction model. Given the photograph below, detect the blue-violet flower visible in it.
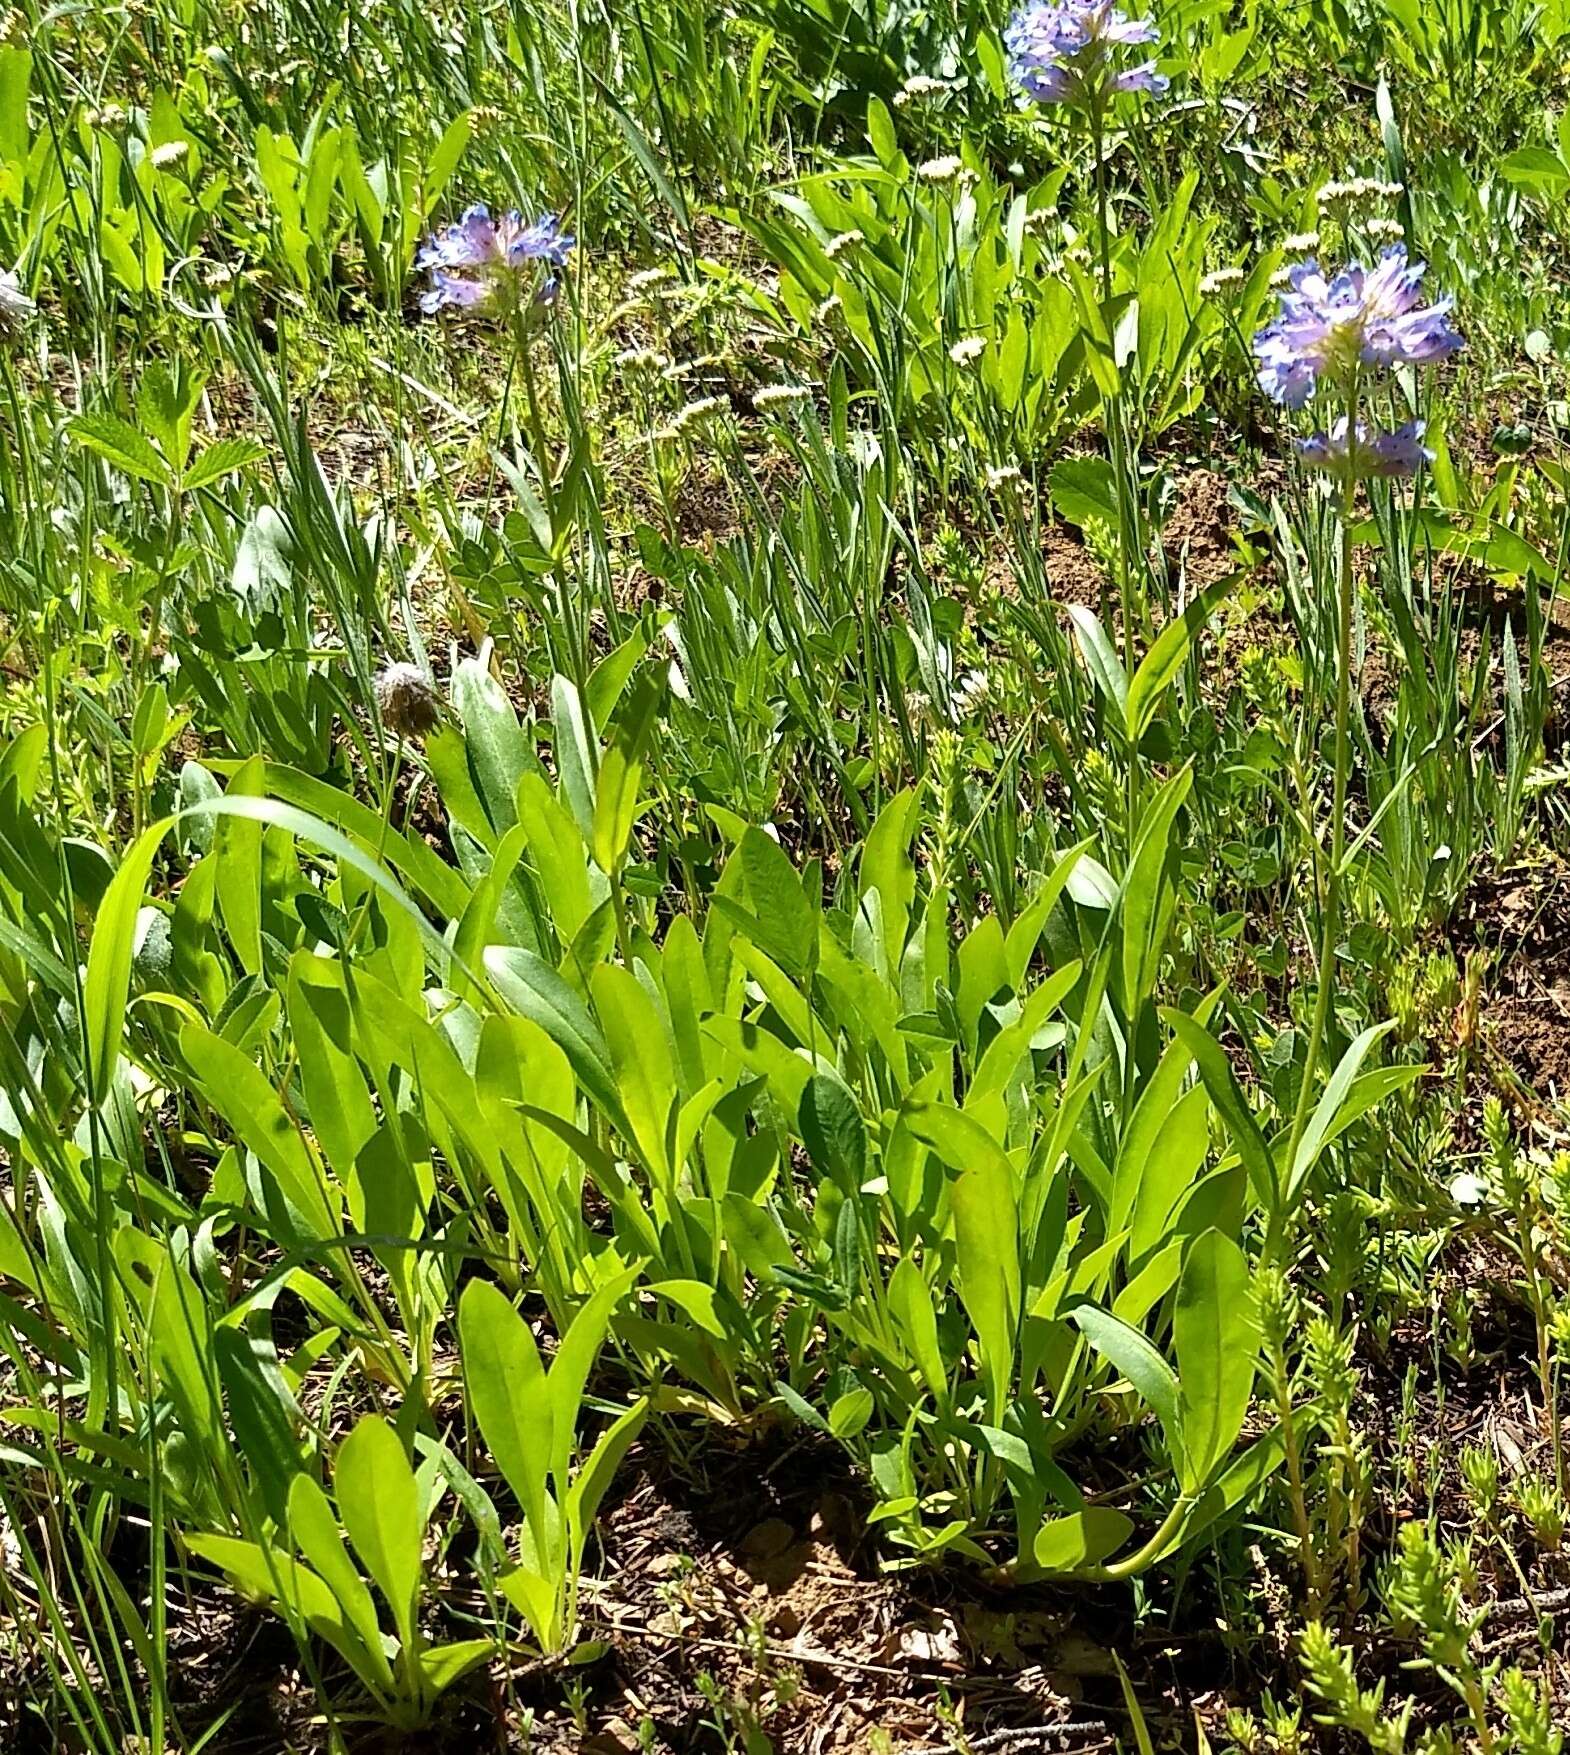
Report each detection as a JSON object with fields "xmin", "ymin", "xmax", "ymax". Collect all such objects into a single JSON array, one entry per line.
[
  {"xmin": 1296, "ymin": 417, "xmax": 1433, "ymax": 479},
  {"xmin": 1253, "ymin": 245, "xmax": 1461, "ymax": 408},
  {"xmin": 417, "ymin": 205, "xmax": 574, "ymax": 316},
  {"xmin": 1006, "ymin": 0, "xmax": 1168, "ymax": 107}
]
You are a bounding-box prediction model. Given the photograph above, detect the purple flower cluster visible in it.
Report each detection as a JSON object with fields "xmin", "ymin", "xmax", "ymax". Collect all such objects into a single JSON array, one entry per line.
[
  {"xmin": 1254, "ymin": 247, "xmax": 1460, "ymax": 408},
  {"xmin": 1253, "ymin": 245, "xmax": 1460, "ymax": 479},
  {"xmin": 417, "ymin": 205, "xmax": 574, "ymax": 316},
  {"xmin": 1296, "ymin": 417, "xmax": 1433, "ymax": 480},
  {"xmin": 1005, "ymin": 0, "xmax": 1168, "ymax": 108}
]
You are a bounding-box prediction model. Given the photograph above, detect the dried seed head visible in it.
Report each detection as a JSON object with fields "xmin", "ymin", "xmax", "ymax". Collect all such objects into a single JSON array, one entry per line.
[{"xmin": 375, "ymin": 663, "xmax": 441, "ymax": 738}]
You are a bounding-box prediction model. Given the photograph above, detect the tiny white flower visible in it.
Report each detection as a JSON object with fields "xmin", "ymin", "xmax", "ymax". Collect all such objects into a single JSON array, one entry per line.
[
  {"xmin": 614, "ymin": 346, "xmax": 670, "ymax": 371},
  {"xmin": 825, "ymin": 229, "xmax": 864, "ymax": 260},
  {"xmin": 753, "ymin": 383, "xmax": 813, "ymax": 410},
  {"xmin": 628, "ymin": 265, "xmax": 674, "ymax": 293},
  {"xmin": 953, "ymin": 669, "xmax": 991, "ymax": 718},
  {"xmin": 1282, "ymin": 230, "xmax": 1320, "ymax": 255},
  {"xmin": 895, "ymin": 74, "xmax": 952, "ymax": 105},
  {"xmin": 816, "ymin": 293, "xmax": 843, "ymax": 323},
  {"xmin": 986, "ymin": 464, "xmax": 1023, "ymax": 489},
  {"xmin": 660, "ymin": 395, "xmax": 727, "ymax": 439},
  {"xmin": 662, "ymin": 352, "xmax": 725, "ymax": 381},
  {"xmin": 150, "ymin": 140, "xmax": 189, "ymax": 169},
  {"xmin": 948, "ymin": 336, "xmax": 986, "ymax": 365},
  {"xmin": 1199, "ymin": 267, "xmax": 1246, "ymax": 296},
  {"xmin": 1366, "ymin": 217, "xmax": 1405, "ymax": 242},
  {"xmin": 917, "ymin": 154, "xmax": 965, "ymax": 183}
]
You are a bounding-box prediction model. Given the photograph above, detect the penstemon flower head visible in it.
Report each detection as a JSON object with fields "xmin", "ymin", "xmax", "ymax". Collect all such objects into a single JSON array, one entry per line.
[
  {"xmin": 417, "ymin": 204, "xmax": 574, "ymax": 317},
  {"xmin": 1296, "ymin": 417, "xmax": 1432, "ymax": 479},
  {"xmin": 1006, "ymin": 0, "xmax": 1168, "ymax": 110},
  {"xmin": 1252, "ymin": 245, "xmax": 1461, "ymax": 409}
]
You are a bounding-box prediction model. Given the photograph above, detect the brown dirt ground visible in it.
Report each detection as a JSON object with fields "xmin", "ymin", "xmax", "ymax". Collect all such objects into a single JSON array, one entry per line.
[{"xmin": 1457, "ymin": 857, "xmax": 1570, "ymax": 1109}]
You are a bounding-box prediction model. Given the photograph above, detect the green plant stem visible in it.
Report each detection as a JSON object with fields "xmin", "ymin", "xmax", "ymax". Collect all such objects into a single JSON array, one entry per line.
[
  {"xmin": 1279, "ymin": 414, "xmax": 1359, "ymax": 1255},
  {"xmin": 1077, "ymin": 1492, "xmax": 1195, "ymax": 1583},
  {"xmin": 1271, "ymin": 1340, "xmax": 1323, "ymax": 1610},
  {"xmin": 1461, "ymin": 1672, "xmax": 1497, "ymax": 1755}
]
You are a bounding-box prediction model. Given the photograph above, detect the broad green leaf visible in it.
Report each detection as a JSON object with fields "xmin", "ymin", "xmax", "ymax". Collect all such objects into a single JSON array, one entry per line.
[
  {"xmin": 1172, "ymin": 1230, "xmax": 1256, "ymax": 1492},
  {"xmin": 1161, "ymin": 1006, "xmax": 1276, "ymax": 1215},
  {"xmin": 1120, "ymin": 764, "xmax": 1192, "ymax": 1017},
  {"xmin": 1287, "ymin": 1019, "xmax": 1397, "ymax": 1201},
  {"xmin": 1070, "ymin": 1303, "xmax": 1184, "ymax": 1476},
  {"xmin": 460, "ymin": 1279, "xmax": 550, "ymax": 1540},
  {"xmin": 334, "ymin": 1416, "xmax": 424, "ymax": 1657},
  {"xmin": 798, "ymin": 1073, "xmax": 866, "ymax": 1194},
  {"xmin": 287, "ymin": 1473, "xmax": 392, "ymax": 1687},
  {"xmin": 68, "ymin": 412, "xmax": 171, "ymax": 486},
  {"xmin": 1032, "ymin": 1507, "xmax": 1135, "ymax": 1573},
  {"xmin": 591, "ymin": 670, "xmax": 662, "ymax": 876},
  {"xmin": 183, "ymin": 436, "xmax": 267, "ymax": 491},
  {"xmin": 1064, "ymin": 604, "xmax": 1129, "ymax": 720},
  {"xmin": 545, "ymin": 1265, "xmax": 642, "ymax": 1487},
  {"xmin": 952, "ymin": 1151, "xmax": 1019, "ymax": 1423},
  {"xmin": 84, "ymin": 819, "xmax": 168, "ymax": 1107},
  {"xmin": 591, "ymin": 963, "xmax": 676, "ymax": 1182},
  {"xmin": 180, "ymin": 1022, "xmax": 339, "ymax": 1239}
]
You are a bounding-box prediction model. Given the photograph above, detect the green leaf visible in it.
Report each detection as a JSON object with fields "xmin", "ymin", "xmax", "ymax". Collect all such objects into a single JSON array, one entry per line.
[
  {"xmin": 1161, "ymin": 1006, "xmax": 1276, "ymax": 1215},
  {"xmin": 333, "ymin": 1416, "xmax": 425, "ymax": 1658},
  {"xmin": 184, "ymin": 1536, "xmax": 372, "ymax": 1677},
  {"xmin": 68, "ymin": 412, "xmax": 171, "ymax": 487},
  {"xmin": 591, "ymin": 670, "xmax": 662, "ymax": 875},
  {"xmin": 418, "ymin": 1639, "xmax": 494, "ymax": 1696},
  {"xmin": 460, "ymin": 1279, "xmax": 550, "ymax": 1541},
  {"xmin": 550, "ymin": 674, "xmax": 598, "ymax": 838},
  {"xmin": 1499, "ymin": 145, "xmax": 1570, "ymax": 194},
  {"xmin": 591, "ymin": 963, "xmax": 677, "ymax": 1183},
  {"xmin": 866, "ymin": 96, "xmax": 899, "ymax": 169},
  {"xmin": 1064, "ymin": 604, "xmax": 1129, "ymax": 720},
  {"xmin": 1172, "ymin": 1230, "xmax": 1256, "ymax": 1492},
  {"xmin": 1120, "ymin": 764, "xmax": 1193, "ymax": 1017},
  {"xmin": 1125, "ymin": 571, "xmax": 1239, "ymax": 744},
  {"xmin": 1287, "ymin": 1019, "xmax": 1397, "ymax": 1202},
  {"xmin": 713, "ymin": 827, "xmax": 819, "ymax": 977},
  {"xmin": 485, "ymin": 947, "xmax": 624, "ymax": 1129},
  {"xmin": 287, "ymin": 1473, "xmax": 393, "ymax": 1687},
  {"xmin": 1032, "ymin": 1507, "xmax": 1135, "ymax": 1573},
  {"xmin": 1051, "ymin": 456, "xmax": 1119, "ymax": 532},
  {"xmin": 798, "ymin": 1074, "xmax": 866, "ymax": 1195},
  {"xmin": 183, "ymin": 436, "xmax": 267, "ymax": 491},
  {"xmin": 422, "ymin": 110, "xmax": 473, "ymax": 210},
  {"xmin": 566, "ymin": 1397, "xmax": 649, "ymax": 1544},
  {"xmin": 546, "ymin": 1265, "xmax": 642, "ymax": 1488},
  {"xmin": 180, "ymin": 1021, "xmax": 339, "ymax": 1239},
  {"xmin": 84, "ymin": 819, "xmax": 168, "ymax": 1107},
  {"xmin": 1070, "ymin": 1303, "xmax": 1184, "ymax": 1475},
  {"xmin": 952, "ymin": 1148, "xmax": 1020, "ymax": 1424}
]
